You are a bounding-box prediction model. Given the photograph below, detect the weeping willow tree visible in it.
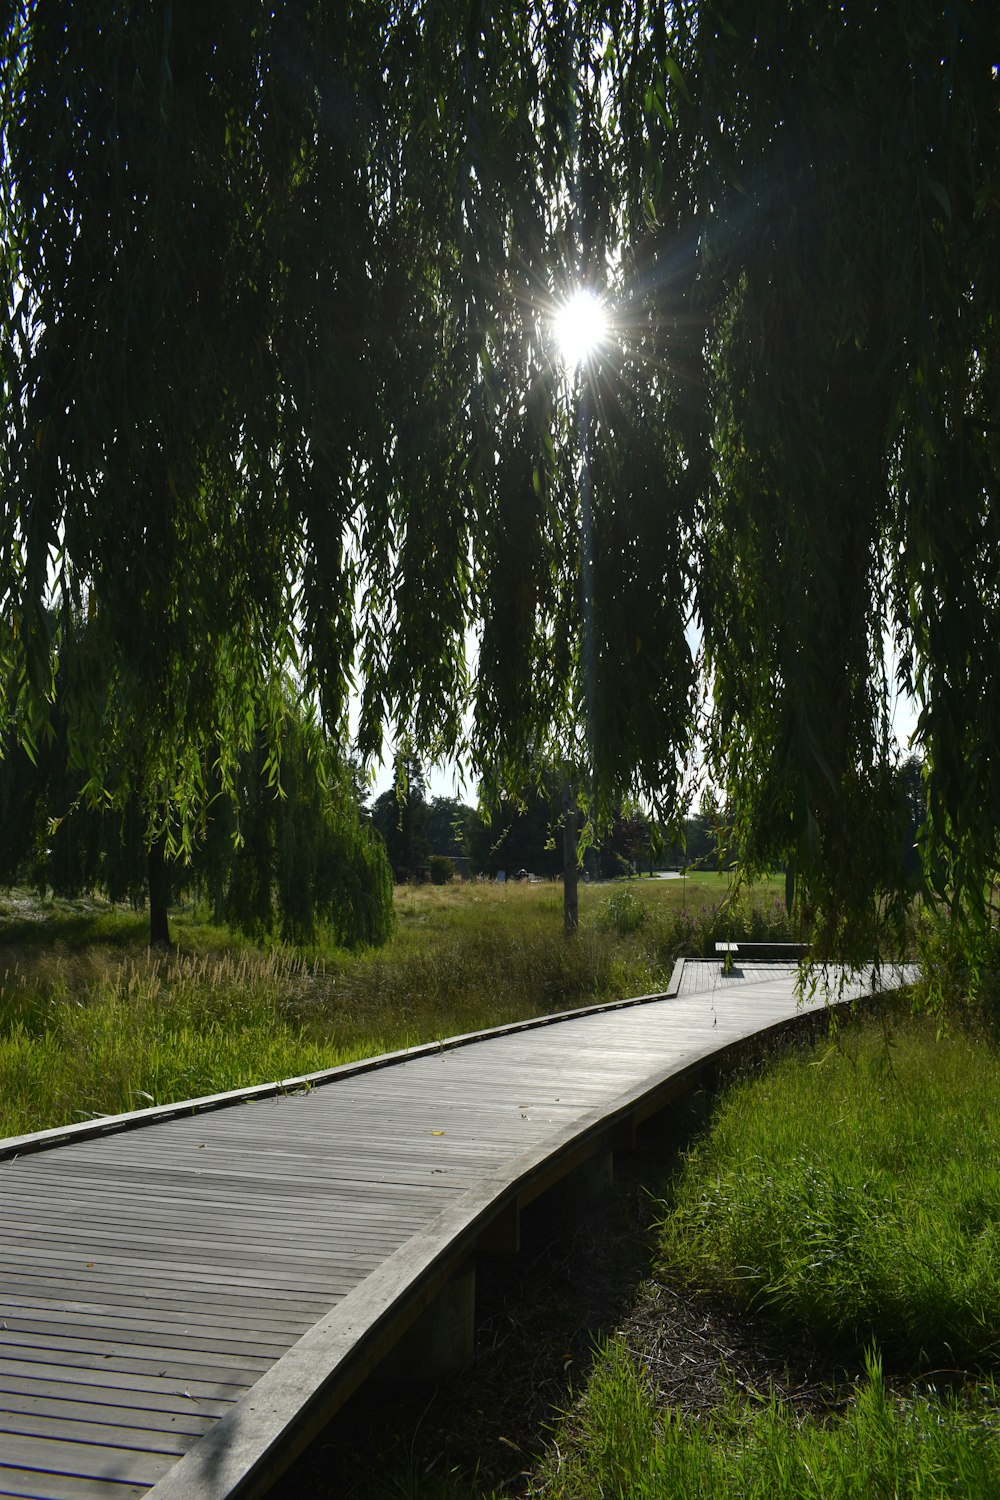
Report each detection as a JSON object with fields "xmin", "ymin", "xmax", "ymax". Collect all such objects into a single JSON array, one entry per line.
[
  {"xmin": 0, "ymin": 663, "xmax": 393, "ymax": 949},
  {"xmin": 1, "ymin": 1, "xmax": 996, "ymax": 956}
]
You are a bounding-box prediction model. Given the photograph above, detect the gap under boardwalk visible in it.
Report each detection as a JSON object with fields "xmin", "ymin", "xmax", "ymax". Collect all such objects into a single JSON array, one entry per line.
[{"xmin": 0, "ymin": 962, "xmax": 913, "ymax": 1500}]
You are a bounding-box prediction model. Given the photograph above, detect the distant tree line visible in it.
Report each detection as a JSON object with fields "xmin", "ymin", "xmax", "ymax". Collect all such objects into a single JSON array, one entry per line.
[{"xmin": 370, "ymin": 756, "xmax": 927, "ymax": 887}]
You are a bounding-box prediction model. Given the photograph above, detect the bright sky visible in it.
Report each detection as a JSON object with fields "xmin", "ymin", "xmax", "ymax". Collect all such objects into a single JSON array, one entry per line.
[
  {"xmin": 364, "ymin": 291, "xmax": 612, "ymax": 807},
  {"xmin": 367, "ymin": 753, "xmax": 474, "ymax": 805}
]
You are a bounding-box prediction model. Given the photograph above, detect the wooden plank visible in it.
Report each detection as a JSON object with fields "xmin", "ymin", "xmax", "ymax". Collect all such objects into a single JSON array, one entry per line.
[
  {"xmin": 1, "ymin": 1241, "xmax": 386, "ymax": 1287},
  {"xmin": 0, "ymin": 1253, "xmax": 355, "ymax": 1298},
  {"xmin": 0, "ymin": 1339, "xmax": 266, "ymax": 1384},
  {"xmin": 0, "ymin": 1467, "xmax": 148, "ymax": 1500},
  {"xmin": 5, "ymin": 1158, "xmax": 476, "ymax": 1195},
  {"xmin": 1, "ymin": 1293, "xmax": 317, "ymax": 1338},
  {"xmin": 0, "ymin": 1376, "xmax": 232, "ymax": 1420},
  {"xmin": 0, "ymin": 1408, "xmax": 199, "ymax": 1458},
  {"xmin": 1, "ymin": 1172, "xmax": 446, "ymax": 1210},
  {"xmin": 0, "ymin": 1324, "xmax": 276, "ymax": 1370},
  {"xmin": 0, "ymin": 1270, "xmax": 334, "ymax": 1319},
  {"xmin": 0, "ymin": 1266, "xmax": 353, "ymax": 1314},
  {"xmin": 0, "ymin": 1433, "xmax": 174, "ymax": 1486},
  {"xmin": 12, "ymin": 1118, "xmax": 531, "ymax": 1149},
  {"xmin": 43, "ymin": 1116, "xmax": 531, "ymax": 1146},
  {"xmin": 0, "ymin": 1218, "xmax": 415, "ymax": 1262},
  {"xmin": 13, "ymin": 1145, "xmax": 488, "ymax": 1174},
  {"xmin": 57, "ymin": 1132, "xmax": 538, "ymax": 1164},
  {"xmin": 1, "ymin": 1182, "xmax": 434, "ymax": 1229},
  {"xmin": 2, "ymin": 1158, "xmax": 470, "ymax": 1194},
  {"xmin": 0, "ymin": 1357, "xmax": 244, "ymax": 1403},
  {"xmin": 0, "ymin": 1316, "xmax": 290, "ymax": 1362},
  {"xmin": 0, "ymin": 1188, "xmax": 440, "ymax": 1234}
]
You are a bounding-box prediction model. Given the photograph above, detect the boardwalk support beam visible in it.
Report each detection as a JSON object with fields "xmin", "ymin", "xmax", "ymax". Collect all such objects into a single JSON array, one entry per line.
[
  {"xmin": 378, "ymin": 1264, "xmax": 476, "ymax": 1382},
  {"xmin": 476, "ymin": 1198, "xmax": 521, "ymax": 1255},
  {"xmin": 565, "ymin": 1145, "xmax": 614, "ymax": 1206}
]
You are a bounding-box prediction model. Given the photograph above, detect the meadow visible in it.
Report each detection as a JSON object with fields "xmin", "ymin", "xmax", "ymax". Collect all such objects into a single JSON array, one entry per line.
[{"xmin": 0, "ymin": 872, "xmax": 791, "ymax": 1139}]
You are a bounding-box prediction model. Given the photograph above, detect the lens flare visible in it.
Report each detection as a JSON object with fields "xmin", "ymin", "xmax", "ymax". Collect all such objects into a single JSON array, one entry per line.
[{"xmin": 552, "ymin": 289, "xmax": 609, "ymax": 368}]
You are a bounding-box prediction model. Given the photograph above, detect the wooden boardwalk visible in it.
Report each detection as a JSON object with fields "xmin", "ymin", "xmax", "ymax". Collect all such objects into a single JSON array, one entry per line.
[{"xmin": 0, "ymin": 960, "xmax": 913, "ymax": 1500}]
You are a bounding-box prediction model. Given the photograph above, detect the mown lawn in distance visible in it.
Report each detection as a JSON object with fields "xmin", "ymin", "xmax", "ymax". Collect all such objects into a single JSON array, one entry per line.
[
  {"xmin": 0, "ymin": 872, "xmax": 791, "ymax": 1138},
  {"xmin": 515, "ymin": 1011, "xmax": 1000, "ymax": 1500}
]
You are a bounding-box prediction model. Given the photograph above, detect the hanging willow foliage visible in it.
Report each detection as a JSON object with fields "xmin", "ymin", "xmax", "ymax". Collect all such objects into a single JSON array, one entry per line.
[{"xmin": 1, "ymin": 1, "xmax": 997, "ymax": 952}]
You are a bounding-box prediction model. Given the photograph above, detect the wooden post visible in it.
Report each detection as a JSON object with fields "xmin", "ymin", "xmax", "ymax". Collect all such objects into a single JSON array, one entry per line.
[
  {"xmin": 377, "ymin": 1265, "xmax": 476, "ymax": 1382},
  {"xmin": 147, "ymin": 835, "xmax": 171, "ymax": 948},
  {"xmin": 563, "ymin": 783, "xmax": 579, "ymax": 936}
]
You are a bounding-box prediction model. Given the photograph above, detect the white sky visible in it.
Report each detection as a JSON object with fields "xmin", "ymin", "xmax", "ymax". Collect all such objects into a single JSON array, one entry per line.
[{"xmin": 366, "ymin": 751, "xmax": 474, "ymax": 804}]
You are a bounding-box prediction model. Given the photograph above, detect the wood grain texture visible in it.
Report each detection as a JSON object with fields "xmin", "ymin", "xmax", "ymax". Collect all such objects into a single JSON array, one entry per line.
[{"xmin": 1, "ymin": 962, "xmax": 915, "ymax": 1499}]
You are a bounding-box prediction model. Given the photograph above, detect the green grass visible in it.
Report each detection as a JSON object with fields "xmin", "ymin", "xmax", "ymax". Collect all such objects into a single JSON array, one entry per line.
[
  {"xmin": 0, "ymin": 949, "xmax": 343, "ymax": 1134},
  {"xmin": 0, "ymin": 874, "xmax": 793, "ymax": 1138},
  {"xmin": 528, "ymin": 1341, "xmax": 1000, "ymax": 1500},
  {"xmin": 657, "ymin": 1015, "xmax": 1000, "ymax": 1368}
]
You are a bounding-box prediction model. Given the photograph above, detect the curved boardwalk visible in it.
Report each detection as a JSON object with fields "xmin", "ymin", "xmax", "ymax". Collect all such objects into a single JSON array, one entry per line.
[{"xmin": 0, "ymin": 960, "xmax": 912, "ymax": 1500}]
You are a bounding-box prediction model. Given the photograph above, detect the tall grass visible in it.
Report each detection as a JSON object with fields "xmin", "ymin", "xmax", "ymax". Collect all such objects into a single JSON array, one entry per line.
[
  {"xmin": 658, "ymin": 1016, "xmax": 1000, "ymax": 1367},
  {"xmin": 0, "ymin": 875, "xmax": 794, "ymax": 1138},
  {"xmin": 0, "ymin": 950, "xmax": 342, "ymax": 1136},
  {"xmin": 527, "ymin": 1340, "xmax": 1000, "ymax": 1500},
  {"xmin": 507, "ymin": 1012, "xmax": 1000, "ymax": 1500}
]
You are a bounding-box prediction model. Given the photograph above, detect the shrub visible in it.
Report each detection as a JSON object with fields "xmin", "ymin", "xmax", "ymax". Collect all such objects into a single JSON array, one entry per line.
[
  {"xmin": 917, "ymin": 904, "xmax": 1000, "ymax": 1024},
  {"xmin": 428, "ymin": 855, "xmax": 456, "ymax": 886},
  {"xmin": 599, "ymin": 887, "xmax": 649, "ymax": 935}
]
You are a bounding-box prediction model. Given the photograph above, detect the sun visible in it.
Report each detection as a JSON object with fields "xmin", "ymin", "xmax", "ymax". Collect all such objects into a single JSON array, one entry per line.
[{"xmin": 552, "ymin": 288, "xmax": 609, "ymax": 368}]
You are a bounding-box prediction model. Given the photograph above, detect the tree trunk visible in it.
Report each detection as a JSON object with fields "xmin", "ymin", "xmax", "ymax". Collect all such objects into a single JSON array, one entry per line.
[
  {"xmin": 148, "ymin": 836, "xmax": 171, "ymax": 948},
  {"xmin": 562, "ymin": 787, "xmax": 579, "ymax": 937}
]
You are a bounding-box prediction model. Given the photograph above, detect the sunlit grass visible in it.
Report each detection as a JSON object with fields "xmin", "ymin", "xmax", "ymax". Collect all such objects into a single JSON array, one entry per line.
[
  {"xmin": 0, "ymin": 950, "xmax": 341, "ymax": 1136},
  {"xmin": 657, "ymin": 1014, "xmax": 1000, "ymax": 1368},
  {"xmin": 522, "ymin": 1340, "xmax": 1000, "ymax": 1500},
  {"xmin": 0, "ymin": 874, "xmax": 793, "ymax": 1138},
  {"xmin": 499, "ymin": 1011, "xmax": 1000, "ymax": 1500}
]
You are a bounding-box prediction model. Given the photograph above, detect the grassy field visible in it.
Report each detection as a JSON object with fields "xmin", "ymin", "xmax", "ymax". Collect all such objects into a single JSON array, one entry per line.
[
  {"xmin": 0, "ymin": 873, "xmax": 791, "ymax": 1138},
  {"xmin": 514, "ymin": 1012, "xmax": 1000, "ymax": 1500},
  {"xmin": 658, "ymin": 1015, "xmax": 1000, "ymax": 1368}
]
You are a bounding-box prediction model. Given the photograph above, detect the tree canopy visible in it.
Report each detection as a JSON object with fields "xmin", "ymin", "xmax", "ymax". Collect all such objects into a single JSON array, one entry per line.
[
  {"xmin": 0, "ymin": 677, "xmax": 394, "ymax": 948},
  {"xmin": 1, "ymin": 1, "xmax": 996, "ymax": 952}
]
